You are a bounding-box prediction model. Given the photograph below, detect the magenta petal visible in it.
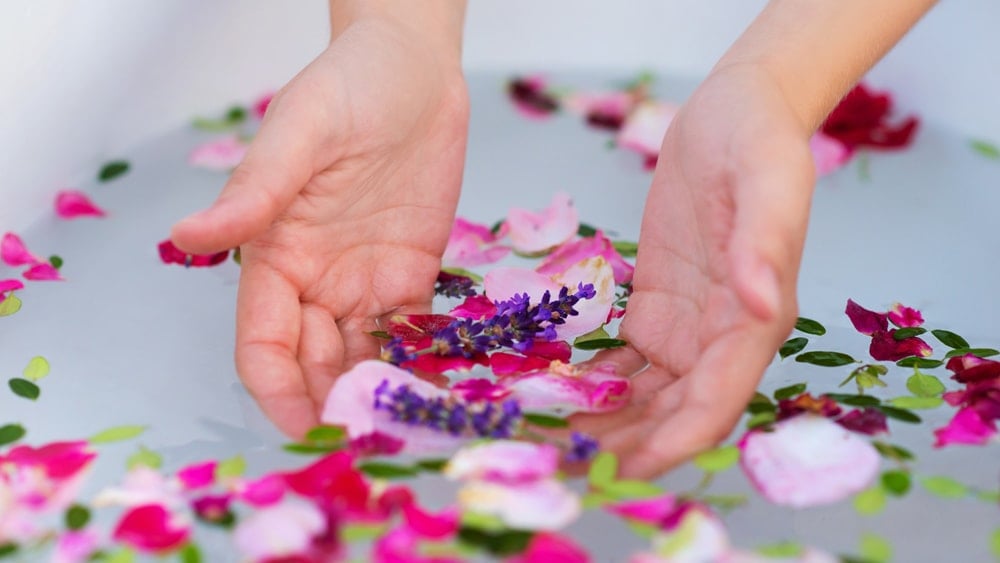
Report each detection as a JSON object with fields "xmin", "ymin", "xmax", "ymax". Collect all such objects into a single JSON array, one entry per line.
[
  {"xmin": 887, "ymin": 303, "xmax": 924, "ymax": 328},
  {"xmin": 2, "ymin": 233, "xmax": 41, "ymax": 267},
  {"xmin": 442, "ymin": 217, "xmax": 510, "ymax": 269},
  {"xmin": 449, "ymin": 295, "xmax": 497, "ymax": 320},
  {"xmin": 55, "ymin": 190, "xmax": 106, "ymax": 219},
  {"xmin": 607, "ymin": 494, "xmax": 677, "ymax": 525},
  {"xmin": 845, "ymin": 299, "xmax": 888, "ymax": 335},
  {"xmin": 402, "ymin": 504, "xmax": 459, "ymax": 539},
  {"xmin": 176, "ymin": 461, "xmax": 217, "ymax": 490},
  {"xmin": 489, "ymin": 352, "xmax": 552, "ymax": 376},
  {"xmin": 157, "ymin": 239, "xmax": 229, "ymax": 267},
  {"xmin": 112, "ymin": 504, "xmax": 191, "ymax": 553},
  {"xmin": 349, "ymin": 432, "xmax": 406, "ymax": 457},
  {"xmin": 0, "ymin": 278, "xmax": 24, "ymax": 293},
  {"xmin": 236, "ymin": 474, "xmax": 286, "ymax": 507},
  {"xmin": 451, "ymin": 378, "xmax": 512, "ymax": 402},
  {"xmin": 253, "ymin": 92, "xmax": 274, "ymax": 119},
  {"xmin": 506, "ymin": 532, "xmax": 590, "ymax": 563},
  {"xmin": 869, "ymin": 331, "xmax": 932, "ymax": 362},
  {"xmin": 23, "ymin": 263, "xmax": 63, "ymax": 281},
  {"xmin": 933, "ymin": 408, "xmax": 997, "ymax": 447},
  {"xmin": 809, "ymin": 133, "xmax": 851, "ymax": 176},
  {"xmin": 537, "ymin": 230, "xmax": 634, "ymax": 286}
]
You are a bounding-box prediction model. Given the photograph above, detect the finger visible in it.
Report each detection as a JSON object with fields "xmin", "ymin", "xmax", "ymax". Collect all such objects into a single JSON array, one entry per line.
[
  {"xmin": 337, "ymin": 316, "xmax": 385, "ymax": 372},
  {"xmin": 171, "ymin": 93, "xmax": 323, "ymax": 254},
  {"xmin": 298, "ymin": 303, "xmax": 346, "ymax": 410},
  {"xmin": 728, "ymin": 138, "xmax": 814, "ymax": 322},
  {"xmin": 235, "ymin": 262, "xmax": 317, "ymax": 438}
]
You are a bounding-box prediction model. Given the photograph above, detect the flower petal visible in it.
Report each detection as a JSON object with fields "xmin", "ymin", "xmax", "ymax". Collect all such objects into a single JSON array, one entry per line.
[
  {"xmin": 233, "ymin": 501, "xmax": 326, "ymax": 560},
  {"xmin": 457, "ymin": 479, "xmax": 580, "ymax": 531},
  {"xmin": 500, "ymin": 362, "xmax": 630, "ymax": 414},
  {"xmin": 112, "ymin": 504, "xmax": 190, "ymax": 554},
  {"xmin": 845, "ymin": 299, "xmax": 888, "ymax": 335},
  {"xmin": 188, "ymin": 135, "xmax": 249, "ymax": 170},
  {"xmin": 607, "ymin": 494, "xmax": 677, "ymax": 525},
  {"xmin": 933, "ymin": 407, "xmax": 997, "ymax": 447},
  {"xmin": 537, "ymin": 230, "xmax": 634, "ymax": 286},
  {"xmin": 887, "ymin": 303, "xmax": 924, "ymax": 328},
  {"xmin": 445, "ymin": 441, "xmax": 560, "ymax": 484},
  {"xmin": 449, "ymin": 295, "xmax": 497, "ymax": 320},
  {"xmin": 616, "ymin": 101, "xmax": 678, "ymax": 160},
  {"xmin": 869, "ymin": 331, "xmax": 932, "ymax": 362},
  {"xmin": 506, "ymin": 193, "xmax": 580, "ymax": 254},
  {"xmin": 55, "ymin": 190, "xmax": 106, "ymax": 219},
  {"xmin": 809, "ymin": 133, "xmax": 851, "ymax": 176},
  {"xmin": 23, "ymin": 263, "xmax": 63, "ymax": 281},
  {"xmin": 157, "ymin": 239, "xmax": 229, "ymax": 267},
  {"xmin": 551, "ymin": 257, "xmax": 616, "ymax": 339},
  {"xmin": 442, "ymin": 217, "xmax": 510, "ymax": 268},
  {"xmin": 506, "ymin": 532, "xmax": 590, "ymax": 563},
  {"xmin": 1, "ymin": 233, "xmax": 41, "ymax": 267}
]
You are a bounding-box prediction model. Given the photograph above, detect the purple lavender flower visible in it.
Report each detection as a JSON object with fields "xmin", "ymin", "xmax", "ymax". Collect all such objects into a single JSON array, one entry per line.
[
  {"xmin": 565, "ymin": 432, "xmax": 600, "ymax": 463},
  {"xmin": 373, "ymin": 379, "xmax": 523, "ymax": 439},
  {"xmin": 435, "ymin": 271, "xmax": 478, "ymax": 298}
]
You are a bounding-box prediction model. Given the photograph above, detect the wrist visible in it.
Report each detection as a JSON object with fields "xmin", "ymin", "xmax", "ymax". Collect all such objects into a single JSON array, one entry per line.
[{"xmin": 329, "ymin": 0, "xmax": 466, "ymax": 66}]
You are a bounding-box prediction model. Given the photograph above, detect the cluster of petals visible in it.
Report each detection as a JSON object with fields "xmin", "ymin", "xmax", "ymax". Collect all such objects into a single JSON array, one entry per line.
[
  {"xmin": 442, "ymin": 217, "xmax": 510, "ymax": 268},
  {"xmin": 821, "ymin": 83, "xmax": 919, "ymax": 152},
  {"xmin": 54, "ymin": 190, "xmax": 106, "ymax": 219},
  {"xmin": 845, "ymin": 299, "xmax": 932, "ymax": 361},
  {"xmin": 2, "ymin": 232, "xmax": 63, "ymax": 283},
  {"xmin": 445, "ymin": 441, "xmax": 581, "ymax": 531},
  {"xmin": 933, "ymin": 354, "xmax": 1000, "ymax": 447}
]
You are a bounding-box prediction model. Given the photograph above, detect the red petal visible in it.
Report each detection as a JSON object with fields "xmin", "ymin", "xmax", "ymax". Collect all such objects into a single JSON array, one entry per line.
[
  {"xmin": 869, "ymin": 331, "xmax": 931, "ymax": 362},
  {"xmin": 449, "ymin": 295, "xmax": 497, "ymax": 320},
  {"xmin": 112, "ymin": 504, "xmax": 190, "ymax": 553},
  {"xmin": 836, "ymin": 408, "xmax": 888, "ymax": 435},
  {"xmin": 157, "ymin": 239, "xmax": 228, "ymax": 267},
  {"xmin": 387, "ymin": 314, "xmax": 457, "ymax": 342},
  {"xmin": 55, "ymin": 190, "xmax": 106, "ymax": 219},
  {"xmin": 489, "ymin": 352, "xmax": 551, "ymax": 376},
  {"xmin": 845, "ymin": 299, "xmax": 888, "ymax": 335},
  {"xmin": 523, "ymin": 339, "xmax": 572, "ymax": 362}
]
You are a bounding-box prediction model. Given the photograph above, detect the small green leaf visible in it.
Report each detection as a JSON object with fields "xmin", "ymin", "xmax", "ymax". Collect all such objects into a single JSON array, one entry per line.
[
  {"xmin": 440, "ymin": 267, "xmax": 484, "ymax": 284},
  {"xmin": 699, "ymin": 494, "xmax": 748, "ymax": 511},
  {"xmin": 573, "ymin": 326, "xmax": 610, "ymax": 344},
  {"xmin": 523, "ymin": 412, "xmax": 569, "ymax": 428},
  {"xmin": 232, "ymin": 247, "xmax": 241, "ymax": 265},
  {"xmin": 611, "ymin": 240, "xmax": 638, "ymax": 257},
  {"xmin": 357, "ymin": 461, "xmax": 420, "ymax": 480},
  {"xmin": 920, "ymin": 475, "xmax": 967, "ymax": 498},
  {"xmin": 98, "ymin": 160, "xmax": 130, "ymax": 182},
  {"xmin": 573, "ymin": 338, "xmax": 627, "ymax": 351},
  {"xmin": 179, "ymin": 543, "xmax": 203, "ymax": 563},
  {"xmin": 944, "ymin": 347, "xmax": 1000, "ymax": 359},
  {"xmin": 892, "ymin": 327, "xmax": 927, "ymax": 340},
  {"xmin": 100, "ymin": 548, "xmax": 136, "ymax": 563},
  {"xmin": 415, "ymin": 458, "xmax": 449, "ymax": 473},
  {"xmin": 756, "ymin": 542, "xmax": 803, "ymax": 558},
  {"xmin": 588, "ymin": 451, "xmax": 617, "ymax": 487},
  {"xmin": 489, "ymin": 220, "xmax": 505, "ymax": 235},
  {"xmin": 22, "ymin": 356, "xmax": 50, "ymax": 381},
  {"xmin": 990, "ymin": 527, "xmax": 1000, "ymax": 559},
  {"xmin": 89, "ymin": 425, "xmax": 146, "ymax": 444},
  {"xmin": 859, "ymin": 532, "xmax": 892, "ymax": 563},
  {"xmin": 880, "ymin": 470, "xmax": 911, "ymax": 497},
  {"xmin": 0, "ymin": 424, "xmax": 26, "ymax": 447},
  {"xmin": 0, "ymin": 544, "xmax": 18, "ymax": 558},
  {"xmin": 369, "ymin": 330, "xmax": 391, "ymax": 339},
  {"xmin": 906, "ymin": 371, "xmax": 945, "ymax": 397},
  {"xmin": 853, "ymin": 485, "xmax": 887, "ymax": 515},
  {"xmin": 825, "ymin": 393, "xmax": 881, "ymax": 407},
  {"xmin": 304, "ymin": 425, "xmax": 346, "ymax": 444},
  {"xmin": 126, "ymin": 446, "xmax": 162, "ymax": 470},
  {"xmin": 0, "ymin": 294, "xmax": 21, "ymax": 316},
  {"xmin": 773, "ymin": 383, "xmax": 807, "ymax": 401},
  {"xmin": 896, "ymin": 356, "xmax": 943, "ymax": 369},
  {"xmin": 745, "ymin": 410, "xmax": 776, "ymax": 430},
  {"xmin": 8, "ymin": 378, "xmax": 39, "ymax": 400},
  {"xmin": 577, "ymin": 223, "xmax": 598, "ymax": 237},
  {"xmin": 602, "ymin": 479, "xmax": 662, "ymax": 499},
  {"xmin": 225, "ymin": 106, "xmax": 247, "ymax": 123},
  {"xmin": 794, "ymin": 317, "xmax": 826, "ymax": 336},
  {"xmin": 49, "ymin": 255, "xmax": 63, "ymax": 269},
  {"xmin": 970, "ymin": 139, "xmax": 1000, "ymax": 159},
  {"xmin": 283, "ymin": 443, "xmax": 341, "ymax": 455},
  {"xmin": 457, "ymin": 527, "xmax": 533, "ymax": 557},
  {"xmin": 976, "ymin": 490, "xmax": 1000, "ymax": 503},
  {"xmin": 887, "ymin": 396, "xmax": 943, "ymax": 410},
  {"xmin": 581, "ymin": 492, "xmax": 615, "ymax": 509},
  {"xmin": 215, "ymin": 455, "xmax": 246, "ymax": 480},
  {"xmin": 693, "ymin": 445, "xmax": 740, "ymax": 473},
  {"xmin": 795, "ymin": 351, "xmax": 855, "ymax": 367},
  {"xmin": 931, "ymin": 329, "xmax": 970, "ymax": 349},
  {"xmin": 877, "ymin": 405, "xmax": 921, "ymax": 423},
  {"xmin": 778, "ymin": 337, "xmax": 808, "ymax": 359},
  {"xmin": 65, "ymin": 504, "xmax": 91, "ymax": 530},
  {"xmin": 460, "ymin": 511, "xmax": 507, "ymax": 533},
  {"xmin": 342, "ymin": 524, "xmax": 388, "ymax": 542},
  {"xmin": 872, "ymin": 441, "xmax": 915, "ymax": 463}
]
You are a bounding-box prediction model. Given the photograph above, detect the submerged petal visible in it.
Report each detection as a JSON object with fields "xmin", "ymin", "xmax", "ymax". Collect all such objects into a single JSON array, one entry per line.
[
  {"xmin": 55, "ymin": 190, "xmax": 106, "ymax": 219},
  {"xmin": 616, "ymin": 101, "xmax": 678, "ymax": 160},
  {"xmin": 1, "ymin": 233, "xmax": 41, "ymax": 267},
  {"xmin": 188, "ymin": 135, "xmax": 249, "ymax": 170},
  {"xmin": 445, "ymin": 441, "xmax": 560, "ymax": 483},
  {"xmin": 933, "ymin": 407, "xmax": 997, "ymax": 447},
  {"xmin": 537, "ymin": 230, "xmax": 634, "ymax": 286},
  {"xmin": 500, "ymin": 361, "xmax": 630, "ymax": 414},
  {"xmin": 845, "ymin": 299, "xmax": 888, "ymax": 335},
  {"xmin": 506, "ymin": 193, "xmax": 580, "ymax": 254},
  {"xmin": 457, "ymin": 479, "xmax": 580, "ymax": 531}
]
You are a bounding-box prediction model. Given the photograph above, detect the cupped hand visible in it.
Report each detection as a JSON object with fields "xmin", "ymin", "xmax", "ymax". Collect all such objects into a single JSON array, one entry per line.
[
  {"xmin": 171, "ymin": 18, "xmax": 469, "ymax": 437},
  {"xmin": 573, "ymin": 65, "xmax": 817, "ymax": 478}
]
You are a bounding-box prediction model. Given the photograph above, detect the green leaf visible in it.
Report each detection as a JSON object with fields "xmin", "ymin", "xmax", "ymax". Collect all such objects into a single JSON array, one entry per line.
[
  {"xmin": 89, "ymin": 425, "xmax": 146, "ymax": 444},
  {"xmin": 859, "ymin": 532, "xmax": 892, "ymax": 563},
  {"xmin": 577, "ymin": 223, "xmax": 598, "ymax": 237},
  {"xmin": 877, "ymin": 405, "xmax": 921, "ymax": 423},
  {"xmin": 693, "ymin": 445, "xmax": 740, "ymax": 473},
  {"xmin": 931, "ymin": 329, "xmax": 970, "ymax": 349},
  {"xmin": 756, "ymin": 542, "xmax": 803, "ymax": 558},
  {"xmin": 944, "ymin": 347, "xmax": 1000, "ymax": 359},
  {"xmin": 906, "ymin": 371, "xmax": 945, "ymax": 397},
  {"xmin": 573, "ymin": 338, "xmax": 627, "ymax": 351},
  {"xmin": 357, "ymin": 461, "xmax": 420, "ymax": 479},
  {"xmin": 611, "ymin": 240, "xmax": 638, "ymax": 258},
  {"xmin": 369, "ymin": 330, "xmax": 391, "ymax": 339},
  {"xmin": 523, "ymin": 412, "xmax": 569, "ymax": 428},
  {"xmin": 457, "ymin": 527, "xmax": 533, "ymax": 557},
  {"xmin": 65, "ymin": 504, "xmax": 91, "ymax": 530},
  {"xmin": 0, "ymin": 544, "xmax": 18, "ymax": 558},
  {"xmin": 98, "ymin": 160, "xmax": 130, "ymax": 182},
  {"xmin": 745, "ymin": 410, "xmax": 776, "ymax": 430},
  {"xmin": 341, "ymin": 524, "xmax": 388, "ymax": 543},
  {"xmin": 0, "ymin": 424, "xmax": 26, "ymax": 447},
  {"xmin": 896, "ymin": 356, "xmax": 943, "ymax": 369},
  {"xmin": 49, "ymin": 255, "xmax": 63, "ymax": 269},
  {"xmin": 215, "ymin": 455, "xmax": 246, "ymax": 479},
  {"xmin": 887, "ymin": 396, "xmax": 943, "ymax": 410},
  {"xmin": 880, "ymin": 470, "xmax": 911, "ymax": 497},
  {"xmin": 990, "ymin": 527, "xmax": 1000, "ymax": 559},
  {"xmin": 304, "ymin": 425, "xmax": 346, "ymax": 444},
  {"xmin": 872, "ymin": 441, "xmax": 915, "ymax": 463},
  {"xmin": 581, "ymin": 492, "xmax": 615, "ymax": 509},
  {"xmin": 970, "ymin": 139, "xmax": 1000, "ymax": 159},
  {"xmin": 22, "ymin": 356, "xmax": 50, "ymax": 381},
  {"xmin": 99, "ymin": 548, "xmax": 136, "ymax": 563},
  {"xmin": 778, "ymin": 337, "xmax": 808, "ymax": 359},
  {"xmin": 283, "ymin": 443, "xmax": 342, "ymax": 455},
  {"xmin": 773, "ymin": 383, "xmax": 807, "ymax": 401},
  {"xmin": 699, "ymin": 494, "xmax": 748, "ymax": 511},
  {"xmin": 588, "ymin": 451, "xmax": 617, "ymax": 487},
  {"xmin": 8, "ymin": 378, "xmax": 39, "ymax": 400},
  {"xmin": 892, "ymin": 327, "xmax": 927, "ymax": 340},
  {"xmin": 602, "ymin": 479, "xmax": 663, "ymax": 499},
  {"xmin": 976, "ymin": 489, "xmax": 1000, "ymax": 503},
  {"xmin": 440, "ymin": 267, "xmax": 484, "ymax": 284},
  {"xmin": 794, "ymin": 351, "xmax": 855, "ymax": 367},
  {"xmin": 794, "ymin": 317, "xmax": 826, "ymax": 336},
  {"xmin": 231, "ymin": 247, "xmax": 241, "ymax": 265},
  {"xmin": 920, "ymin": 475, "xmax": 967, "ymax": 498},
  {"xmin": 225, "ymin": 106, "xmax": 247, "ymax": 123},
  {"xmin": 853, "ymin": 486, "xmax": 887, "ymax": 515},
  {"xmin": 825, "ymin": 393, "xmax": 881, "ymax": 407},
  {"xmin": 0, "ymin": 294, "xmax": 21, "ymax": 316},
  {"xmin": 573, "ymin": 326, "xmax": 610, "ymax": 344},
  {"xmin": 126, "ymin": 446, "xmax": 162, "ymax": 470},
  {"xmin": 460, "ymin": 511, "xmax": 507, "ymax": 533},
  {"xmin": 415, "ymin": 458, "xmax": 449, "ymax": 473},
  {"xmin": 179, "ymin": 543, "xmax": 202, "ymax": 563}
]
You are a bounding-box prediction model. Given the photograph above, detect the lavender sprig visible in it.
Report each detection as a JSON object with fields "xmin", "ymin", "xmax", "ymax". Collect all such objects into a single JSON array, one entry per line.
[{"xmin": 374, "ymin": 380, "xmax": 522, "ymax": 439}]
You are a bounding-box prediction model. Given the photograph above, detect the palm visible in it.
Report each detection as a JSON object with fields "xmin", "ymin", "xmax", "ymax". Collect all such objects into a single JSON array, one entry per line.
[{"xmin": 573, "ymin": 68, "xmax": 815, "ymax": 477}]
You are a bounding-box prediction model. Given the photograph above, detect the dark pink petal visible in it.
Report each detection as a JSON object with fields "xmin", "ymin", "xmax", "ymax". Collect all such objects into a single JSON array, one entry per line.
[
  {"xmin": 489, "ymin": 352, "xmax": 552, "ymax": 376},
  {"xmin": 845, "ymin": 299, "xmax": 888, "ymax": 335},
  {"xmin": 0, "ymin": 278, "xmax": 24, "ymax": 301},
  {"xmin": 253, "ymin": 92, "xmax": 274, "ymax": 119},
  {"xmin": 2, "ymin": 232, "xmax": 41, "ymax": 266},
  {"xmin": 887, "ymin": 303, "xmax": 924, "ymax": 328},
  {"xmin": 2, "ymin": 441, "xmax": 96, "ymax": 479},
  {"xmin": 192, "ymin": 494, "xmax": 233, "ymax": 523},
  {"xmin": 506, "ymin": 532, "xmax": 590, "ymax": 563},
  {"xmin": 55, "ymin": 190, "xmax": 106, "ymax": 219},
  {"xmin": 822, "ymin": 83, "xmax": 919, "ymax": 150},
  {"xmin": 235, "ymin": 474, "xmax": 286, "ymax": 507},
  {"xmin": 933, "ymin": 408, "xmax": 997, "ymax": 447},
  {"xmin": 349, "ymin": 432, "xmax": 405, "ymax": 457},
  {"xmin": 946, "ymin": 354, "xmax": 1000, "ymax": 384},
  {"xmin": 406, "ymin": 353, "xmax": 488, "ymax": 375},
  {"xmin": 449, "ymin": 294, "xmax": 497, "ymax": 320},
  {"xmin": 373, "ymin": 525, "xmax": 463, "ymax": 563},
  {"xmin": 157, "ymin": 239, "xmax": 229, "ymax": 267},
  {"xmin": 524, "ymin": 340, "xmax": 572, "ymax": 362},
  {"xmin": 282, "ymin": 451, "xmax": 370, "ymax": 511},
  {"xmin": 606, "ymin": 494, "xmax": 677, "ymax": 525},
  {"xmin": 112, "ymin": 504, "xmax": 191, "ymax": 553},
  {"xmin": 836, "ymin": 408, "xmax": 888, "ymax": 435},
  {"xmin": 869, "ymin": 331, "xmax": 932, "ymax": 362},
  {"xmin": 176, "ymin": 460, "xmax": 217, "ymax": 490},
  {"xmin": 23, "ymin": 262, "xmax": 63, "ymax": 281},
  {"xmin": 387, "ymin": 314, "xmax": 457, "ymax": 343},
  {"xmin": 537, "ymin": 231, "xmax": 634, "ymax": 286},
  {"xmin": 451, "ymin": 378, "xmax": 512, "ymax": 402},
  {"xmin": 402, "ymin": 504, "xmax": 459, "ymax": 539}
]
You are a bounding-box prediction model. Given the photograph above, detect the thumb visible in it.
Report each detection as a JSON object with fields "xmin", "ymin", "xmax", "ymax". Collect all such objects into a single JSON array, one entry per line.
[
  {"xmin": 728, "ymin": 138, "xmax": 815, "ymax": 322},
  {"xmin": 171, "ymin": 96, "xmax": 321, "ymax": 254}
]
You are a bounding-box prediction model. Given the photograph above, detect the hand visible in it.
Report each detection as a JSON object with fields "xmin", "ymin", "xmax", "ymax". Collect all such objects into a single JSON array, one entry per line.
[
  {"xmin": 573, "ymin": 65, "xmax": 816, "ymax": 477},
  {"xmin": 171, "ymin": 15, "xmax": 469, "ymax": 437}
]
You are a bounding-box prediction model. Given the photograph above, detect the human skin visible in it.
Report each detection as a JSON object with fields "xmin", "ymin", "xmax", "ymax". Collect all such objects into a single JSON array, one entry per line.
[{"xmin": 171, "ymin": 0, "xmax": 936, "ymax": 475}]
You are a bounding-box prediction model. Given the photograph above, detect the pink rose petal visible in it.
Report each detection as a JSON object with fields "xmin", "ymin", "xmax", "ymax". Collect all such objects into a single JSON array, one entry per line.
[
  {"xmin": 616, "ymin": 101, "xmax": 678, "ymax": 160},
  {"xmin": 607, "ymin": 494, "xmax": 677, "ymax": 525},
  {"xmin": 500, "ymin": 361, "xmax": 630, "ymax": 414},
  {"xmin": 844, "ymin": 299, "xmax": 888, "ymax": 335},
  {"xmin": 506, "ymin": 193, "xmax": 580, "ymax": 254},
  {"xmin": 445, "ymin": 441, "xmax": 560, "ymax": 484},
  {"xmin": 1, "ymin": 233, "xmax": 41, "ymax": 267},
  {"xmin": 188, "ymin": 135, "xmax": 249, "ymax": 170},
  {"xmin": 233, "ymin": 501, "xmax": 326, "ymax": 561},
  {"xmin": 157, "ymin": 239, "xmax": 229, "ymax": 267},
  {"xmin": 112, "ymin": 504, "xmax": 190, "ymax": 553},
  {"xmin": 537, "ymin": 230, "xmax": 634, "ymax": 285},
  {"xmin": 809, "ymin": 133, "xmax": 851, "ymax": 177},
  {"xmin": 887, "ymin": 302, "xmax": 924, "ymax": 328},
  {"xmin": 1, "ymin": 278, "xmax": 24, "ymax": 301},
  {"xmin": 22, "ymin": 262, "xmax": 63, "ymax": 281},
  {"xmin": 235, "ymin": 474, "xmax": 286, "ymax": 507},
  {"xmin": 253, "ymin": 92, "xmax": 274, "ymax": 120},
  {"xmin": 506, "ymin": 532, "xmax": 590, "ymax": 563},
  {"xmin": 53, "ymin": 529, "xmax": 100, "ymax": 563},
  {"xmin": 442, "ymin": 218, "xmax": 510, "ymax": 269},
  {"xmin": 176, "ymin": 461, "xmax": 217, "ymax": 490},
  {"xmin": 933, "ymin": 407, "xmax": 997, "ymax": 447},
  {"xmin": 55, "ymin": 190, "xmax": 106, "ymax": 219},
  {"xmin": 449, "ymin": 294, "xmax": 497, "ymax": 320}
]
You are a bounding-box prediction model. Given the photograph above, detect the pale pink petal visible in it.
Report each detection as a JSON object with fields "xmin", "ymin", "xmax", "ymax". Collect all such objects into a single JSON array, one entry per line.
[
  {"xmin": 500, "ymin": 361, "xmax": 630, "ymax": 414},
  {"xmin": 506, "ymin": 192, "xmax": 580, "ymax": 254},
  {"xmin": 933, "ymin": 407, "xmax": 997, "ymax": 447},
  {"xmin": 442, "ymin": 218, "xmax": 510, "ymax": 269},
  {"xmin": 53, "ymin": 529, "xmax": 101, "ymax": 563},
  {"xmin": 233, "ymin": 501, "xmax": 325, "ymax": 560},
  {"xmin": 537, "ymin": 231, "xmax": 634, "ymax": 285},
  {"xmin": 93, "ymin": 467, "xmax": 185, "ymax": 510},
  {"xmin": 809, "ymin": 133, "xmax": 851, "ymax": 177},
  {"xmin": 484, "ymin": 267, "xmax": 561, "ymax": 306},
  {"xmin": 55, "ymin": 190, "xmax": 106, "ymax": 219},
  {"xmin": 617, "ymin": 101, "xmax": 678, "ymax": 158},
  {"xmin": 445, "ymin": 441, "xmax": 560, "ymax": 484},
  {"xmin": 645, "ymin": 507, "xmax": 729, "ymax": 562},
  {"xmin": 23, "ymin": 263, "xmax": 63, "ymax": 281},
  {"xmin": 550, "ymin": 257, "xmax": 616, "ymax": 339},
  {"xmin": 562, "ymin": 91, "xmax": 633, "ymax": 117},
  {"xmin": 321, "ymin": 360, "xmax": 466, "ymax": 455},
  {"xmin": 1, "ymin": 233, "xmax": 41, "ymax": 267},
  {"xmin": 457, "ymin": 479, "xmax": 580, "ymax": 531},
  {"xmin": 739, "ymin": 415, "xmax": 880, "ymax": 508},
  {"xmin": 188, "ymin": 135, "xmax": 249, "ymax": 170}
]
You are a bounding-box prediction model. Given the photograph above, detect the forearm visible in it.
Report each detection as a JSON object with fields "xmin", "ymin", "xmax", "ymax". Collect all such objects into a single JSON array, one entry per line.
[
  {"xmin": 329, "ymin": 0, "xmax": 467, "ymax": 61},
  {"xmin": 716, "ymin": 0, "xmax": 936, "ymax": 133}
]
